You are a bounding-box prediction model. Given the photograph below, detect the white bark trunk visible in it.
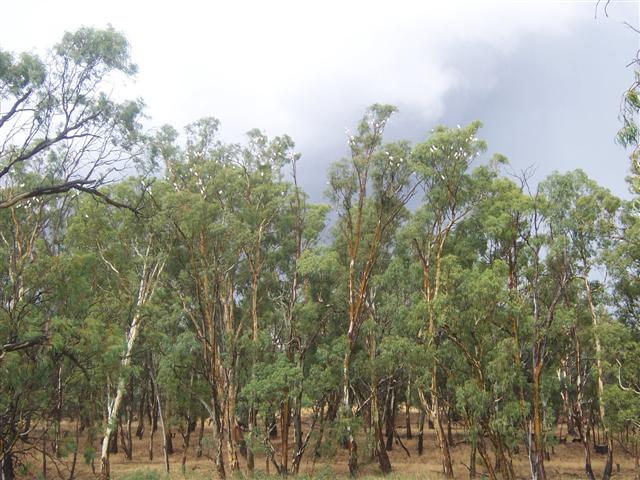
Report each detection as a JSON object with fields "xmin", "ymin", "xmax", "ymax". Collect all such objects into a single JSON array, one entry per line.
[{"xmin": 99, "ymin": 252, "xmax": 165, "ymax": 479}]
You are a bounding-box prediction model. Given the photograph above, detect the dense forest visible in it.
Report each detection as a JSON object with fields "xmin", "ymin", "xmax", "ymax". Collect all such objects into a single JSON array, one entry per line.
[{"xmin": 1, "ymin": 27, "xmax": 640, "ymax": 480}]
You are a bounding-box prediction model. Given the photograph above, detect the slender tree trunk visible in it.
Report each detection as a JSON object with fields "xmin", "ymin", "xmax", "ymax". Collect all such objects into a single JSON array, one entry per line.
[
  {"xmin": 224, "ymin": 379, "xmax": 240, "ymax": 472},
  {"xmin": 583, "ymin": 274, "xmax": 614, "ymax": 480},
  {"xmin": 196, "ymin": 417, "xmax": 204, "ymax": 458},
  {"xmin": 385, "ymin": 385, "xmax": 396, "ymax": 452},
  {"xmin": 148, "ymin": 391, "xmax": 157, "ymax": 461},
  {"xmin": 53, "ymin": 364, "xmax": 63, "ymax": 458},
  {"xmin": 477, "ymin": 439, "xmax": 499, "ymax": 480},
  {"xmin": 405, "ymin": 381, "xmax": 412, "ymax": 440},
  {"xmin": 99, "ymin": 254, "xmax": 164, "ymax": 479},
  {"xmin": 247, "ymin": 241, "xmax": 263, "ymax": 474},
  {"xmin": 530, "ymin": 359, "xmax": 547, "ymax": 480},
  {"xmin": 0, "ymin": 455, "xmax": 14, "ymax": 480},
  {"xmin": 469, "ymin": 441, "xmax": 477, "ymax": 478},
  {"xmin": 373, "ymin": 391, "xmax": 392, "ymax": 474},
  {"xmin": 42, "ymin": 428, "xmax": 47, "ymax": 480},
  {"xmin": 417, "ymin": 409, "xmax": 425, "ymax": 455},
  {"xmin": 180, "ymin": 418, "xmax": 192, "ymax": 475},
  {"xmin": 634, "ymin": 439, "xmax": 639, "ymax": 480},
  {"xmin": 370, "ymin": 334, "xmax": 392, "ymax": 474},
  {"xmin": 573, "ymin": 326, "xmax": 596, "ymax": 480},
  {"xmin": 126, "ymin": 402, "xmax": 133, "ymax": 459},
  {"xmin": 293, "ymin": 392, "xmax": 303, "ymax": 464},
  {"xmin": 154, "ymin": 380, "xmax": 170, "ymax": 474},
  {"xmin": 343, "ymin": 345, "xmax": 358, "ymax": 477},
  {"xmin": 431, "ymin": 377, "xmax": 454, "ymax": 478},
  {"xmin": 135, "ymin": 392, "xmax": 145, "ymax": 439},
  {"xmin": 447, "ymin": 408, "xmax": 454, "ymax": 447},
  {"xmin": 67, "ymin": 419, "xmax": 80, "ymax": 480},
  {"xmin": 280, "ymin": 396, "xmax": 290, "ymax": 475}
]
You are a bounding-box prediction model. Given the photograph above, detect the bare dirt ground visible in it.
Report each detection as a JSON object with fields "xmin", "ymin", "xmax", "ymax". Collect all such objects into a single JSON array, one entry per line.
[{"xmin": 18, "ymin": 412, "xmax": 639, "ymax": 479}]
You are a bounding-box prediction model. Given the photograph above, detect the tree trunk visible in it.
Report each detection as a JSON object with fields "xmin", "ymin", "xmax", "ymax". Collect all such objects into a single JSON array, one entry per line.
[
  {"xmin": 370, "ymin": 334, "xmax": 392, "ymax": 474},
  {"xmin": 135, "ymin": 392, "xmax": 145, "ymax": 439},
  {"xmin": 196, "ymin": 417, "xmax": 205, "ymax": 458},
  {"xmin": 164, "ymin": 429, "xmax": 174, "ymax": 456},
  {"xmin": 634, "ymin": 439, "xmax": 639, "ymax": 480},
  {"xmin": 154, "ymin": 380, "xmax": 170, "ymax": 474},
  {"xmin": 477, "ymin": 439, "xmax": 499, "ymax": 480},
  {"xmin": 342, "ymin": 345, "xmax": 358, "ymax": 477},
  {"xmin": 1, "ymin": 455, "xmax": 14, "ymax": 480},
  {"xmin": 430, "ymin": 379, "xmax": 454, "ymax": 478},
  {"xmin": 573, "ymin": 326, "xmax": 596, "ymax": 480},
  {"xmin": 98, "ymin": 253, "xmax": 164, "ymax": 480},
  {"xmin": 180, "ymin": 418, "xmax": 192, "ymax": 474},
  {"xmin": 148, "ymin": 396, "xmax": 157, "ymax": 461},
  {"xmin": 374, "ymin": 395, "xmax": 392, "ymax": 474},
  {"xmin": 405, "ymin": 382, "xmax": 412, "ymax": 440},
  {"xmin": 530, "ymin": 360, "xmax": 547, "ymax": 480},
  {"xmin": 42, "ymin": 429, "xmax": 47, "ymax": 480},
  {"xmin": 417, "ymin": 409, "xmax": 425, "ymax": 455},
  {"xmin": 53, "ymin": 364, "xmax": 63, "ymax": 458},
  {"xmin": 293, "ymin": 392, "xmax": 303, "ymax": 470},
  {"xmin": 583, "ymin": 275, "xmax": 614, "ymax": 480},
  {"xmin": 280, "ymin": 396, "xmax": 290, "ymax": 475},
  {"xmin": 67, "ymin": 419, "xmax": 80, "ymax": 480},
  {"xmin": 469, "ymin": 441, "xmax": 477, "ymax": 478},
  {"xmin": 385, "ymin": 385, "xmax": 395, "ymax": 452}
]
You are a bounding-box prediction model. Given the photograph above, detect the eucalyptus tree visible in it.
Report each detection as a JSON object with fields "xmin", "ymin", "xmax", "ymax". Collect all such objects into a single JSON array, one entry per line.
[
  {"xmin": 606, "ymin": 200, "xmax": 640, "ymax": 478},
  {"xmin": 327, "ymin": 104, "xmax": 416, "ymax": 475},
  {"xmin": 232, "ymin": 128, "xmax": 297, "ymax": 472},
  {"xmin": 255, "ymin": 156, "xmax": 331, "ymax": 475},
  {"xmin": 540, "ymin": 170, "xmax": 621, "ymax": 479},
  {"xmin": 516, "ymin": 179, "xmax": 572, "ymax": 480},
  {"xmin": 160, "ymin": 120, "xmax": 244, "ymax": 478},
  {"xmin": 366, "ymin": 247, "xmax": 423, "ymax": 471},
  {"xmin": 67, "ymin": 181, "xmax": 167, "ymax": 480},
  {"xmin": 158, "ymin": 118, "xmax": 302, "ymax": 477},
  {"xmin": 405, "ymin": 121, "xmax": 496, "ymax": 478},
  {"xmin": 0, "ymin": 192, "xmax": 73, "ymax": 479},
  {"xmin": 439, "ymin": 175, "xmax": 536, "ymax": 480},
  {"xmin": 0, "ymin": 27, "xmax": 143, "ymax": 211}
]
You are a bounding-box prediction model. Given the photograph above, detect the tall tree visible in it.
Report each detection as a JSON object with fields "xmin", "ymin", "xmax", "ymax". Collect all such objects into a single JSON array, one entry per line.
[
  {"xmin": 407, "ymin": 121, "xmax": 494, "ymax": 478},
  {"xmin": 327, "ymin": 104, "xmax": 415, "ymax": 475},
  {"xmin": 0, "ymin": 27, "xmax": 143, "ymax": 211}
]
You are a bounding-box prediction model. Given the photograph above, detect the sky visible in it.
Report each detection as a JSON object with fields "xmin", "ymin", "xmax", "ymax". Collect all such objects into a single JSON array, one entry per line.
[{"xmin": 3, "ymin": 0, "xmax": 640, "ymax": 200}]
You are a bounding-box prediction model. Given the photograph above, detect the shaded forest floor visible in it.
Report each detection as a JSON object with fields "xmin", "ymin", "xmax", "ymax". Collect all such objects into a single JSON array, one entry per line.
[{"xmin": 17, "ymin": 411, "xmax": 639, "ymax": 479}]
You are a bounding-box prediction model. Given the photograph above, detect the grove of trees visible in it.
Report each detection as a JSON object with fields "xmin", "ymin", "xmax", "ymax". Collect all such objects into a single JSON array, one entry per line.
[{"xmin": 1, "ymin": 27, "xmax": 639, "ymax": 480}]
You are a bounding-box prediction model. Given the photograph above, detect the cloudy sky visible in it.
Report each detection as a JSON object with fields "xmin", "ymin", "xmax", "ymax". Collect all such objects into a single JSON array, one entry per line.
[{"xmin": 3, "ymin": 1, "xmax": 639, "ymax": 200}]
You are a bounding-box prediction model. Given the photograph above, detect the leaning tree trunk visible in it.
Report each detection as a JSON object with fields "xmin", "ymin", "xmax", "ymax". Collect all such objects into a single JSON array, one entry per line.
[{"xmin": 99, "ymin": 254, "xmax": 165, "ymax": 480}]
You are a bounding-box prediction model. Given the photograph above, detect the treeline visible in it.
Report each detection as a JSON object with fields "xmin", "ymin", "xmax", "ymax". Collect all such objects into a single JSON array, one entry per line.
[{"xmin": 1, "ymin": 28, "xmax": 639, "ymax": 480}]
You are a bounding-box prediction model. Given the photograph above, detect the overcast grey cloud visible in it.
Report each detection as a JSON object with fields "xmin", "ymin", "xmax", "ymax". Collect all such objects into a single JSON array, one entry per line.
[{"xmin": 3, "ymin": 1, "xmax": 638, "ymax": 200}]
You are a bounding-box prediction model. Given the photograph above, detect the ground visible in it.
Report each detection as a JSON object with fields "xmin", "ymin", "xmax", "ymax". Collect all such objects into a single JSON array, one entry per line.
[{"xmin": 16, "ymin": 411, "xmax": 639, "ymax": 479}]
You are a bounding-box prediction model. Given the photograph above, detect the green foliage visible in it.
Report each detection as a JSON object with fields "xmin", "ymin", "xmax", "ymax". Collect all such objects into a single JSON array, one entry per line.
[{"xmin": 1, "ymin": 29, "xmax": 639, "ymax": 480}]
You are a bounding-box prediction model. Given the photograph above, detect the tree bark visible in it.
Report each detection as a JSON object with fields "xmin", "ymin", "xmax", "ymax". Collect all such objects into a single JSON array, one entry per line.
[
  {"xmin": 417, "ymin": 409, "xmax": 425, "ymax": 455},
  {"xmin": 583, "ymin": 274, "xmax": 614, "ymax": 480},
  {"xmin": 99, "ymin": 252, "xmax": 165, "ymax": 479},
  {"xmin": 405, "ymin": 382, "xmax": 412, "ymax": 440}
]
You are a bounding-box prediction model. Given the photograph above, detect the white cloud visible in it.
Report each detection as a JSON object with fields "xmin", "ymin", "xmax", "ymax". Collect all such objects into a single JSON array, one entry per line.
[{"xmin": 3, "ymin": 0, "xmax": 589, "ymax": 143}]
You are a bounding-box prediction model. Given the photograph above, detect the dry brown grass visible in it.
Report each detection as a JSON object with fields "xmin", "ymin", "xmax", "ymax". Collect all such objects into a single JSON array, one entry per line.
[{"xmin": 16, "ymin": 413, "xmax": 639, "ymax": 479}]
